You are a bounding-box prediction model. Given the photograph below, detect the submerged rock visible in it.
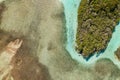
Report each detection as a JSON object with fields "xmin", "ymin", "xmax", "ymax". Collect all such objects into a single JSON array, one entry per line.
[
  {"xmin": 76, "ymin": 0, "xmax": 120, "ymax": 57},
  {"xmin": 115, "ymin": 47, "xmax": 120, "ymax": 60}
]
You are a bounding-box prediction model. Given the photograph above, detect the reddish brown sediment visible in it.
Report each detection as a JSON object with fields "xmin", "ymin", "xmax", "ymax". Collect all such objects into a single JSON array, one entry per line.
[
  {"xmin": 11, "ymin": 54, "xmax": 51, "ymax": 80},
  {"xmin": 0, "ymin": 29, "xmax": 51, "ymax": 80},
  {"xmin": 11, "ymin": 34, "xmax": 51, "ymax": 80}
]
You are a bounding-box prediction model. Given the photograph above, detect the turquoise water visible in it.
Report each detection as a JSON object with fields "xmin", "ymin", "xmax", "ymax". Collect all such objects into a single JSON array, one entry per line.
[{"xmin": 60, "ymin": 0, "xmax": 120, "ymax": 68}]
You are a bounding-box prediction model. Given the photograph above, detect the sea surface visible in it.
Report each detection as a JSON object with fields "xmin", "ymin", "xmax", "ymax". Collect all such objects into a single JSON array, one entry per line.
[{"xmin": 60, "ymin": 0, "xmax": 120, "ymax": 68}]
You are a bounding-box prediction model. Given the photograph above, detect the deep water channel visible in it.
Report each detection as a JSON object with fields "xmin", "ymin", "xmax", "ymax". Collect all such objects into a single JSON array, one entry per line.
[{"xmin": 60, "ymin": 0, "xmax": 120, "ymax": 68}]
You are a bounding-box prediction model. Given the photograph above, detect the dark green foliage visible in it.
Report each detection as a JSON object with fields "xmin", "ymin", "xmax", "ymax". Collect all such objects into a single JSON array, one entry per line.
[{"xmin": 76, "ymin": 0, "xmax": 120, "ymax": 57}]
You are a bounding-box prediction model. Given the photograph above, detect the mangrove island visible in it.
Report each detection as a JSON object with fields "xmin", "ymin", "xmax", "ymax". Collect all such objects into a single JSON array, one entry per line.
[{"xmin": 76, "ymin": 0, "xmax": 120, "ymax": 58}]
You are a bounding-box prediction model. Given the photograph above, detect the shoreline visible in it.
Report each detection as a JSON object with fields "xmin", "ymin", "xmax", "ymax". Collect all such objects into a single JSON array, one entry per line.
[
  {"xmin": 0, "ymin": 0, "xmax": 120, "ymax": 79},
  {"xmin": 61, "ymin": 0, "xmax": 120, "ymax": 68}
]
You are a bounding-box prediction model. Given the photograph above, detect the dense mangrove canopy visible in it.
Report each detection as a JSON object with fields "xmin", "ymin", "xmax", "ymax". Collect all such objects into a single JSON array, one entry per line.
[{"xmin": 76, "ymin": 0, "xmax": 120, "ymax": 57}]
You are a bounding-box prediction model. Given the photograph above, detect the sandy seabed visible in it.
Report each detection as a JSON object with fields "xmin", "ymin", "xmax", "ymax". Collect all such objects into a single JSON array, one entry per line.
[{"xmin": 0, "ymin": 0, "xmax": 120, "ymax": 80}]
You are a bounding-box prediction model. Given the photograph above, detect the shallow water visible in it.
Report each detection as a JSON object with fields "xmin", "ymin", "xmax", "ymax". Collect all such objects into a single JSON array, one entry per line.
[
  {"xmin": 0, "ymin": 0, "xmax": 5, "ymax": 3},
  {"xmin": 60, "ymin": 0, "xmax": 120, "ymax": 68}
]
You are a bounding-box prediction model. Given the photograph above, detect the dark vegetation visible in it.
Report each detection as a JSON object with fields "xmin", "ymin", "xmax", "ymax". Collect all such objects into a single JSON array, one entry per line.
[
  {"xmin": 76, "ymin": 0, "xmax": 120, "ymax": 57},
  {"xmin": 115, "ymin": 47, "xmax": 120, "ymax": 60}
]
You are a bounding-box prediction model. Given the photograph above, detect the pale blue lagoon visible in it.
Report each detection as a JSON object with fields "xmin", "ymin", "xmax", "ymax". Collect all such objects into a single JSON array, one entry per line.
[{"xmin": 60, "ymin": 0, "xmax": 120, "ymax": 68}]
